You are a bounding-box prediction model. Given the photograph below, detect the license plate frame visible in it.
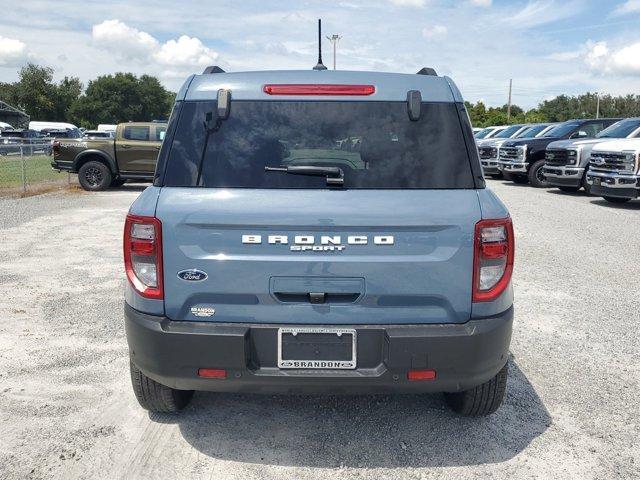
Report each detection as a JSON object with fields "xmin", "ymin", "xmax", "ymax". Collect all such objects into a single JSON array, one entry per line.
[
  {"xmin": 277, "ymin": 327, "xmax": 357, "ymax": 369},
  {"xmin": 592, "ymin": 177, "xmax": 601, "ymax": 186}
]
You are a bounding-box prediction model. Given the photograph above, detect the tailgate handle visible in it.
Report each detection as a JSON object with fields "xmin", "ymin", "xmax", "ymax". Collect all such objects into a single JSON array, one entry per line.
[{"xmin": 273, "ymin": 291, "xmax": 360, "ymax": 304}]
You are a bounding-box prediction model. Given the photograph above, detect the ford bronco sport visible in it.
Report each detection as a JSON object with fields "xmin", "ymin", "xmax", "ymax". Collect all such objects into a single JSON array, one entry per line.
[{"xmin": 124, "ymin": 67, "xmax": 515, "ymax": 416}]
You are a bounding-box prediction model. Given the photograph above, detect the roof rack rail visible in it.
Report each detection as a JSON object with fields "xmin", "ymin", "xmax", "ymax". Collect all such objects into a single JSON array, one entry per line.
[
  {"xmin": 202, "ymin": 66, "xmax": 225, "ymax": 74},
  {"xmin": 416, "ymin": 67, "xmax": 437, "ymax": 76}
]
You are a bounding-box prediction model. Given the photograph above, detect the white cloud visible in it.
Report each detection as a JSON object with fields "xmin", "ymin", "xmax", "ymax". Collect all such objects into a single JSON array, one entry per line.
[
  {"xmin": 422, "ymin": 25, "xmax": 448, "ymax": 39},
  {"xmin": 612, "ymin": 0, "xmax": 640, "ymax": 15},
  {"xmin": 506, "ymin": 0, "xmax": 580, "ymax": 28},
  {"xmin": 468, "ymin": 0, "xmax": 492, "ymax": 6},
  {"xmin": 388, "ymin": 0, "xmax": 426, "ymax": 6},
  {"xmin": 90, "ymin": 20, "xmax": 219, "ymax": 76},
  {"xmin": 91, "ymin": 20, "xmax": 158, "ymax": 61},
  {"xmin": 0, "ymin": 36, "xmax": 30, "ymax": 67},
  {"xmin": 154, "ymin": 35, "xmax": 218, "ymax": 68},
  {"xmin": 585, "ymin": 40, "xmax": 640, "ymax": 76}
]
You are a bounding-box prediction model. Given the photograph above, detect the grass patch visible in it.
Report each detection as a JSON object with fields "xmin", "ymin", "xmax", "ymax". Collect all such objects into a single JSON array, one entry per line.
[{"xmin": 0, "ymin": 154, "xmax": 67, "ymax": 189}]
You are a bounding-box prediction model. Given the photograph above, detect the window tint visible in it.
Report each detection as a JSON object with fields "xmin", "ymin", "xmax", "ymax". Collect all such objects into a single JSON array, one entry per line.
[
  {"xmin": 155, "ymin": 126, "xmax": 167, "ymax": 141},
  {"xmin": 123, "ymin": 126, "xmax": 150, "ymax": 141},
  {"xmin": 164, "ymin": 100, "xmax": 474, "ymax": 189},
  {"xmin": 577, "ymin": 122, "xmax": 603, "ymax": 137}
]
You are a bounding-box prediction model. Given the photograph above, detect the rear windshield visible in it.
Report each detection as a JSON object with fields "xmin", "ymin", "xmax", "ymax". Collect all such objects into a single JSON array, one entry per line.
[{"xmin": 163, "ymin": 100, "xmax": 474, "ymax": 189}]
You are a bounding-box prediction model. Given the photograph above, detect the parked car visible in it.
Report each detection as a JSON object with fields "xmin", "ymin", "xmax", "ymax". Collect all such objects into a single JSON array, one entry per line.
[
  {"xmin": 41, "ymin": 128, "xmax": 83, "ymax": 139},
  {"xmin": 29, "ymin": 121, "xmax": 78, "ymax": 132},
  {"xmin": 497, "ymin": 118, "xmax": 621, "ymax": 187},
  {"xmin": 544, "ymin": 118, "xmax": 640, "ymax": 193},
  {"xmin": 475, "ymin": 125, "xmax": 507, "ymax": 139},
  {"xmin": 586, "ymin": 138, "xmax": 640, "ymax": 203},
  {"xmin": 124, "ymin": 67, "xmax": 515, "ymax": 416},
  {"xmin": 477, "ymin": 124, "xmax": 544, "ymax": 177},
  {"xmin": 51, "ymin": 121, "xmax": 167, "ymax": 190}
]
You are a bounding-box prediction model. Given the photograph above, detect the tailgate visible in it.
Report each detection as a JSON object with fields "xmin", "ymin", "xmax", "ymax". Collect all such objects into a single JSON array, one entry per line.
[{"xmin": 156, "ymin": 188, "xmax": 481, "ymax": 325}]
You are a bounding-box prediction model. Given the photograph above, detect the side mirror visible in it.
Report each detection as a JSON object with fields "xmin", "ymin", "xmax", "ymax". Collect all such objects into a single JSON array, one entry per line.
[{"xmin": 217, "ymin": 89, "xmax": 231, "ymax": 120}]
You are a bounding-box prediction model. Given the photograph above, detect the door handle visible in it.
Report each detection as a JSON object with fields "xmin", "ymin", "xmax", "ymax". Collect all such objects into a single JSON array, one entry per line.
[{"xmin": 120, "ymin": 145, "xmax": 131, "ymax": 149}]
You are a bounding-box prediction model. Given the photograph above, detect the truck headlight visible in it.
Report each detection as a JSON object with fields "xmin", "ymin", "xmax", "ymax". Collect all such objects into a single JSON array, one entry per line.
[
  {"xmin": 622, "ymin": 151, "xmax": 639, "ymax": 173},
  {"xmin": 567, "ymin": 147, "xmax": 581, "ymax": 165}
]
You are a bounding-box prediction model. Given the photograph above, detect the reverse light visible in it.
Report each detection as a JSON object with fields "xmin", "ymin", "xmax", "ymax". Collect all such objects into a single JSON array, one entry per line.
[
  {"xmin": 473, "ymin": 218, "xmax": 514, "ymax": 302},
  {"xmin": 124, "ymin": 214, "xmax": 163, "ymax": 299},
  {"xmin": 263, "ymin": 84, "xmax": 375, "ymax": 96}
]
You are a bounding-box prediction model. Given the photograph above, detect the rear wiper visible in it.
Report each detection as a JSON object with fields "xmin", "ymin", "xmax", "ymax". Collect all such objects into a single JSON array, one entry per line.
[{"xmin": 265, "ymin": 165, "xmax": 344, "ymax": 186}]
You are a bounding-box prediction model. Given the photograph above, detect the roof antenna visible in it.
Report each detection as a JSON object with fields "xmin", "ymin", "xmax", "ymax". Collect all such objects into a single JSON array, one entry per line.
[{"xmin": 313, "ymin": 19, "xmax": 327, "ymax": 70}]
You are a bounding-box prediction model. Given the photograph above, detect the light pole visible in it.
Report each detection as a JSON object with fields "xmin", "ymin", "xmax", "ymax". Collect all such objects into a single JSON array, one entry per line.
[{"xmin": 326, "ymin": 34, "xmax": 342, "ymax": 70}]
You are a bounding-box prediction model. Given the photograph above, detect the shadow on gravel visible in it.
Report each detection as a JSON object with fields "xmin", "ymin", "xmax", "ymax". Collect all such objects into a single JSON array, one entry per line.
[
  {"xmin": 152, "ymin": 361, "xmax": 550, "ymax": 468},
  {"xmin": 589, "ymin": 198, "xmax": 640, "ymax": 210},
  {"xmin": 109, "ymin": 183, "xmax": 149, "ymax": 193}
]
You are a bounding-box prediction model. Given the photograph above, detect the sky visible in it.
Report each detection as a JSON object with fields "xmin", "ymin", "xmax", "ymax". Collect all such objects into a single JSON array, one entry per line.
[{"xmin": 0, "ymin": 0, "xmax": 639, "ymax": 109}]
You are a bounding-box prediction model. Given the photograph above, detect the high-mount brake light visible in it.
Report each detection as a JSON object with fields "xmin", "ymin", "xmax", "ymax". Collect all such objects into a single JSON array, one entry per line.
[
  {"xmin": 262, "ymin": 84, "xmax": 375, "ymax": 96},
  {"xmin": 124, "ymin": 214, "xmax": 163, "ymax": 300},
  {"xmin": 472, "ymin": 218, "xmax": 514, "ymax": 302}
]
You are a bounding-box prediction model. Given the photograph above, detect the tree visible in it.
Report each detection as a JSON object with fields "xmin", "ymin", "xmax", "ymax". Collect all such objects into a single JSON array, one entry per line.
[
  {"xmin": 68, "ymin": 73, "xmax": 175, "ymax": 128},
  {"xmin": 0, "ymin": 63, "xmax": 82, "ymax": 121}
]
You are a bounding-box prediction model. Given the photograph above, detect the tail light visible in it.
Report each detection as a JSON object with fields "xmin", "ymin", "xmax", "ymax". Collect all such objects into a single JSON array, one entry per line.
[
  {"xmin": 124, "ymin": 214, "xmax": 163, "ymax": 299},
  {"xmin": 263, "ymin": 84, "xmax": 375, "ymax": 96},
  {"xmin": 473, "ymin": 218, "xmax": 514, "ymax": 302}
]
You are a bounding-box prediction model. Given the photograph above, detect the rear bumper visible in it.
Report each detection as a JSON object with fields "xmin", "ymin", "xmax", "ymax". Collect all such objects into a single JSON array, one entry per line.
[{"xmin": 125, "ymin": 303, "xmax": 513, "ymax": 394}]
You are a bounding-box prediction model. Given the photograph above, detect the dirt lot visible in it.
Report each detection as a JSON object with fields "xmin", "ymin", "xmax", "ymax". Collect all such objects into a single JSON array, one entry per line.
[{"xmin": 0, "ymin": 180, "xmax": 638, "ymax": 479}]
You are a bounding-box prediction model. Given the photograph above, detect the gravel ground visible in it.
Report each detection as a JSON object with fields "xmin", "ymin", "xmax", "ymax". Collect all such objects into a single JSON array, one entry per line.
[{"xmin": 0, "ymin": 180, "xmax": 638, "ymax": 479}]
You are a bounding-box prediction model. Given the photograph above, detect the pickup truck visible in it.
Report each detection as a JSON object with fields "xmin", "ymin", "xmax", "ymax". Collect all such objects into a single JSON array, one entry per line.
[
  {"xmin": 124, "ymin": 67, "xmax": 515, "ymax": 417},
  {"xmin": 51, "ymin": 122, "xmax": 167, "ymax": 190},
  {"xmin": 477, "ymin": 123, "xmax": 553, "ymax": 177},
  {"xmin": 544, "ymin": 118, "xmax": 640, "ymax": 193},
  {"xmin": 497, "ymin": 118, "xmax": 620, "ymax": 187},
  {"xmin": 586, "ymin": 138, "xmax": 640, "ymax": 203}
]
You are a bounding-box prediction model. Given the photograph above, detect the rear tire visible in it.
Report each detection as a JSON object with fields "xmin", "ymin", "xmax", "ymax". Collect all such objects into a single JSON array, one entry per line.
[
  {"xmin": 603, "ymin": 196, "xmax": 631, "ymax": 204},
  {"xmin": 78, "ymin": 161, "xmax": 112, "ymax": 191},
  {"xmin": 130, "ymin": 361, "xmax": 194, "ymax": 413},
  {"xmin": 528, "ymin": 159, "xmax": 548, "ymax": 188},
  {"xmin": 559, "ymin": 186, "xmax": 580, "ymax": 193},
  {"xmin": 445, "ymin": 363, "xmax": 508, "ymax": 416}
]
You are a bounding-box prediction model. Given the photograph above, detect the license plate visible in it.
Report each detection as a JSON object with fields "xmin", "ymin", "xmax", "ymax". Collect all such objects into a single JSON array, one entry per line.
[
  {"xmin": 592, "ymin": 177, "xmax": 601, "ymax": 186},
  {"xmin": 277, "ymin": 327, "xmax": 357, "ymax": 369}
]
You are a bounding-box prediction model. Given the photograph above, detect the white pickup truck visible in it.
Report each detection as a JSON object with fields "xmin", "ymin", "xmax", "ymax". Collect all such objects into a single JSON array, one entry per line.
[{"xmin": 586, "ymin": 138, "xmax": 640, "ymax": 203}]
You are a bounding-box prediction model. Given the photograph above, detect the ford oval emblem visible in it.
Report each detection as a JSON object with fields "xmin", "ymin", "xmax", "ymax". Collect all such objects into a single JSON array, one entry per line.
[{"xmin": 177, "ymin": 269, "xmax": 208, "ymax": 282}]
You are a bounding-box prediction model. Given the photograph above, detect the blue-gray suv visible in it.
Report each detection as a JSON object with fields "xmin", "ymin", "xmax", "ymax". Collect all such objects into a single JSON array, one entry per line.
[{"xmin": 123, "ymin": 67, "xmax": 515, "ymax": 416}]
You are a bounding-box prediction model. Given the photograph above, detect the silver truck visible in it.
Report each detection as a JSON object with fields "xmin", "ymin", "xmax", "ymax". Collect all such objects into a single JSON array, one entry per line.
[
  {"xmin": 544, "ymin": 118, "xmax": 640, "ymax": 193},
  {"xmin": 478, "ymin": 123, "xmax": 553, "ymax": 177},
  {"xmin": 586, "ymin": 138, "xmax": 640, "ymax": 203}
]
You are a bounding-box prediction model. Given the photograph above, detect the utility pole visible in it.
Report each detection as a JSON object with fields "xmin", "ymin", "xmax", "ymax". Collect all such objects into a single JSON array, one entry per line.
[
  {"xmin": 596, "ymin": 92, "xmax": 600, "ymax": 119},
  {"xmin": 326, "ymin": 34, "xmax": 342, "ymax": 70},
  {"xmin": 507, "ymin": 79, "xmax": 513, "ymax": 123}
]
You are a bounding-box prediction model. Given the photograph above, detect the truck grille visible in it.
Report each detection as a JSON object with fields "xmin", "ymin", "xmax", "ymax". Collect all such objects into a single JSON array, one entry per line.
[
  {"xmin": 499, "ymin": 147, "xmax": 521, "ymax": 162},
  {"xmin": 478, "ymin": 146, "xmax": 498, "ymax": 160},
  {"xmin": 545, "ymin": 149, "xmax": 570, "ymax": 166},
  {"xmin": 589, "ymin": 152, "xmax": 636, "ymax": 174}
]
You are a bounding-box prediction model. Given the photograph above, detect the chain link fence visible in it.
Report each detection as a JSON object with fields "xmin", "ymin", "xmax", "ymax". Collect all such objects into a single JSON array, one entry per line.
[{"xmin": 0, "ymin": 140, "xmax": 76, "ymax": 196}]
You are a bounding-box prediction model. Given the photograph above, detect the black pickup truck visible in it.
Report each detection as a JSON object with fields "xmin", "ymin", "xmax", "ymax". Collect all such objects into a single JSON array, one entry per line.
[{"xmin": 497, "ymin": 118, "xmax": 620, "ymax": 187}]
